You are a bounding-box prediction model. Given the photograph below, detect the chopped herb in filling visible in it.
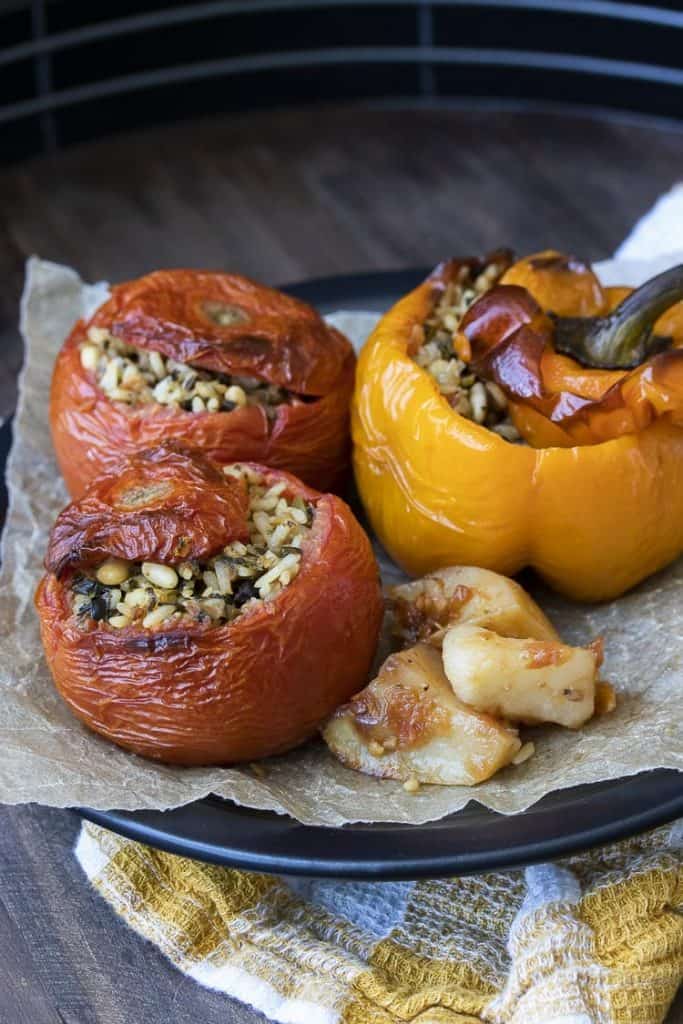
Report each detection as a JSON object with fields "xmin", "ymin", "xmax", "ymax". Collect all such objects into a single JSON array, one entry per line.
[
  {"xmin": 79, "ymin": 326, "xmax": 298, "ymax": 418},
  {"xmin": 412, "ymin": 262, "xmax": 521, "ymax": 441},
  {"xmin": 70, "ymin": 466, "xmax": 314, "ymax": 629}
]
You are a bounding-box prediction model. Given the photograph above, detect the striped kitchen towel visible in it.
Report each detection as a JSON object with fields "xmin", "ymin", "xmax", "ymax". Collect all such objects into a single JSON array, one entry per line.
[{"xmin": 76, "ymin": 819, "xmax": 683, "ymax": 1024}]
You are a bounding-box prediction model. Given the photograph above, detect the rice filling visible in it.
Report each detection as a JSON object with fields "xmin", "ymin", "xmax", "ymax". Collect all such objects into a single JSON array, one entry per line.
[
  {"xmin": 412, "ymin": 261, "xmax": 521, "ymax": 441},
  {"xmin": 70, "ymin": 466, "xmax": 314, "ymax": 629},
  {"xmin": 79, "ymin": 326, "xmax": 300, "ymax": 418}
]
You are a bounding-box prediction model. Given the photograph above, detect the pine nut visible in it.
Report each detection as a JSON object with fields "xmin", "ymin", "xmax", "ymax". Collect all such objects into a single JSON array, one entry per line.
[
  {"xmin": 87, "ymin": 326, "xmax": 110, "ymax": 345},
  {"xmin": 213, "ymin": 560, "xmax": 233, "ymax": 594},
  {"xmin": 469, "ymin": 381, "xmax": 488, "ymax": 423},
  {"xmin": 96, "ymin": 558, "xmax": 130, "ymax": 586},
  {"xmin": 491, "ymin": 422, "xmax": 521, "ymax": 442},
  {"xmin": 152, "ymin": 378, "xmax": 173, "ymax": 403},
  {"xmin": 454, "ymin": 394, "xmax": 472, "ymax": 417},
  {"xmin": 100, "ymin": 361, "xmax": 120, "ymax": 392},
  {"xmin": 124, "ymin": 588, "xmax": 152, "ymax": 608},
  {"xmin": 200, "ymin": 598, "xmax": 226, "ymax": 619},
  {"xmin": 142, "ymin": 604, "xmax": 176, "ymax": 629},
  {"xmin": 141, "ymin": 563, "xmax": 178, "ymax": 589},
  {"xmin": 80, "ymin": 344, "xmax": 99, "ymax": 372},
  {"xmin": 122, "ymin": 363, "xmax": 142, "ymax": 387},
  {"xmin": 225, "ymin": 385, "xmax": 247, "ymax": 407},
  {"xmin": 149, "ymin": 351, "xmax": 166, "ymax": 378},
  {"xmin": 108, "ymin": 387, "xmax": 135, "ymax": 403},
  {"xmin": 485, "ymin": 380, "xmax": 507, "ymax": 411}
]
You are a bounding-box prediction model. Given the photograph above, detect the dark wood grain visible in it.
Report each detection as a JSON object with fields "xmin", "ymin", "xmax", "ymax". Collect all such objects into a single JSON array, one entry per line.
[
  {"xmin": 1, "ymin": 103, "xmax": 682, "ymax": 1024},
  {"xmin": 0, "ymin": 806, "xmax": 257, "ymax": 1024}
]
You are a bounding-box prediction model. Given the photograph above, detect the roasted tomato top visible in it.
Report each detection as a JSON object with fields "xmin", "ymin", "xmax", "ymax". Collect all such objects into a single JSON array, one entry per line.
[
  {"xmin": 45, "ymin": 444, "xmax": 250, "ymax": 577},
  {"xmin": 87, "ymin": 269, "xmax": 352, "ymax": 395}
]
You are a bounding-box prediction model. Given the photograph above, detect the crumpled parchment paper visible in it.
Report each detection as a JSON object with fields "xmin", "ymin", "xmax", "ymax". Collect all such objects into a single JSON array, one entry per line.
[{"xmin": 1, "ymin": 234, "xmax": 682, "ymax": 826}]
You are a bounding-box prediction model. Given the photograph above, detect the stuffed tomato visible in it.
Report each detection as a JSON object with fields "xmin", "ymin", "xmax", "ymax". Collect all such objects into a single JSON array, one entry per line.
[
  {"xmin": 50, "ymin": 269, "xmax": 355, "ymax": 497},
  {"xmin": 35, "ymin": 443, "xmax": 383, "ymax": 764}
]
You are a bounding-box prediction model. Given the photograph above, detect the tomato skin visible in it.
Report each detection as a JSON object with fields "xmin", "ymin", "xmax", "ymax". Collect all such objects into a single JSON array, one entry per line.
[
  {"xmin": 50, "ymin": 269, "xmax": 355, "ymax": 497},
  {"xmin": 90, "ymin": 269, "xmax": 351, "ymax": 395},
  {"xmin": 35, "ymin": 451, "xmax": 383, "ymax": 765},
  {"xmin": 45, "ymin": 444, "xmax": 251, "ymax": 576}
]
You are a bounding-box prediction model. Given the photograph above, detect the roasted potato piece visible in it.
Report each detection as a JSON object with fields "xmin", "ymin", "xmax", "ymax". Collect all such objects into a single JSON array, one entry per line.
[
  {"xmin": 442, "ymin": 623, "xmax": 600, "ymax": 729},
  {"xmin": 323, "ymin": 643, "xmax": 522, "ymax": 786},
  {"xmin": 391, "ymin": 565, "xmax": 559, "ymax": 646}
]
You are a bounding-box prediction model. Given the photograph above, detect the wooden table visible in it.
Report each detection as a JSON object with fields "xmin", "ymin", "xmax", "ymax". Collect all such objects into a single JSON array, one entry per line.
[{"xmin": 1, "ymin": 104, "xmax": 682, "ymax": 1023}]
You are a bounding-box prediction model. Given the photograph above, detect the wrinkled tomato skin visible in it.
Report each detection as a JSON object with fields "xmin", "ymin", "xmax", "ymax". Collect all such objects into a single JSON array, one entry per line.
[
  {"xmin": 35, "ymin": 463, "xmax": 383, "ymax": 764},
  {"xmin": 93, "ymin": 269, "xmax": 351, "ymax": 395},
  {"xmin": 50, "ymin": 327, "xmax": 354, "ymax": 497},
  {"xmin": 45, "ymin": 444, "xmax": 251, "ymax": 576}
]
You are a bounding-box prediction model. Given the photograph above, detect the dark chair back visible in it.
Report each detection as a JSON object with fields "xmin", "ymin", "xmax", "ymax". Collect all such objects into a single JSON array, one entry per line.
[{"xmin": 1, "ymin": 0, "xmax": 682, "ymax": 162}]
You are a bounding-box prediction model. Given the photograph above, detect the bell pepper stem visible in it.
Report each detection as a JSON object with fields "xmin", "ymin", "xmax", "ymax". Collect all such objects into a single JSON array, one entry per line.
[{"xmin": 553, "ymin": 264, "xmax": 683, "ymax": 369}]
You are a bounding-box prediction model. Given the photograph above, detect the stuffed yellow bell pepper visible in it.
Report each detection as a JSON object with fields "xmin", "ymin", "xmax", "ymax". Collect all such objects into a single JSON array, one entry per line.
[{"xmin": 352, "ymin": 250, "xmax": 683, "ymax": 602}]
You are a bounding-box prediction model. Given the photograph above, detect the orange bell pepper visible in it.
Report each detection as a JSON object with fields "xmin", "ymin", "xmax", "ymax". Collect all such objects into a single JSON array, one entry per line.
[{"xmin": 352, "ymin": 253, "xmax": 683, "ymax": 602}]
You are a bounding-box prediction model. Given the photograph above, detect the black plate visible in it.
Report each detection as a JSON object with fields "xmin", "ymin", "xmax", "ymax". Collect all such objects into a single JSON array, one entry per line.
[
  {"xmin": 80, "ymin": 267, "xmax": 683, "ymax": 879},
  {"xmin": 80, "ymin": 772, "xmax": 683, "ymax": 880}
]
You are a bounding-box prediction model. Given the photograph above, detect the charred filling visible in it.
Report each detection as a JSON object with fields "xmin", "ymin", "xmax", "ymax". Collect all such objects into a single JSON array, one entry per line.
[
  {"xmin": 391, "ymin": 583, "xmax": 473, "ymax": 648},
  {"xmin": 79, "ymin": 326, "xmax": 304, "ymax": 418},
  {"xmin": 412, "ymin": 261, "xmax": 521, "ymax": 441},
  {"xmin": 70, "ymin": 466, "xmax": 314, "ymax": 629}
]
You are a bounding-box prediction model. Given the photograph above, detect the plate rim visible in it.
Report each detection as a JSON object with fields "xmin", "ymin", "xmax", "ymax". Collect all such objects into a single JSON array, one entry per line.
[{"xmin": 79, "ymin": 769, "xmax": 683, "ymax": 880}]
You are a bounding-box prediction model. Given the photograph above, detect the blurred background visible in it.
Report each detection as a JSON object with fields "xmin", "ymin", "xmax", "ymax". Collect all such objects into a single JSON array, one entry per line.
[{"xmin": 1, "ymin": 0, "xmax": 683, "ymax": 162}]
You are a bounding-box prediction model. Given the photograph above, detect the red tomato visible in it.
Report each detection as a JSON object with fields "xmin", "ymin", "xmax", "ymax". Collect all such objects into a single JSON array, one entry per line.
[
  {"xmin": 50, "ymin": 270, "xmax": 355, "ymax": 497},
  {"xmin": 36, "ymin": 445, "xmax": 383, "ymax": 765}
]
